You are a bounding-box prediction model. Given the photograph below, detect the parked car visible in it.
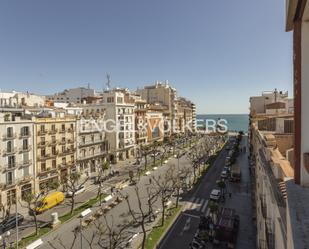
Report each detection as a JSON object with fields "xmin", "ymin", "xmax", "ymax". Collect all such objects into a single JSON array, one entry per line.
[
  {"xmin": 0, "ymin": 213, "xmax": 24, "ymax": 234},
  {"xmin": 221, "ymin": 170, "xmax": 228, "ymax": 179},
  {"xmin": 66, "ymin": 185, "xmax": 86, "ymax": 197},
  {"xmin": 189, "ymin": 240, "xmax": 205, "ymax": 249},
  {"xmin": 210, "ymin": 189, "xmax": 221, "ymax": 202},
  {"xmin": 35, "ymin": 191, "xmax": 65, "ymax": 214}
]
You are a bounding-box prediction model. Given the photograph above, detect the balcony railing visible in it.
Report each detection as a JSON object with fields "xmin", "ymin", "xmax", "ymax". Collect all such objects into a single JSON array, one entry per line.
[
  {"xmin": 78, "ymin": 140, "xmax": 105, "ymax": 147},
  {"xmin": 5, "ymin": 180, "xmax": 16, "ymax": 188},
  {"xmin": 3, "ymin": 147, "xmax": 17, "ymax": 156},
  {"xmin": 37, "ymin": 130, "xmax": 47, "ymax": 136},
  {"xmin": 265, "ymin": 220, "xmax": 275, "ymax": 249},
  {"xmin": 19, "ymin": 145, "xmax": 32, "ymax": 152},
  {"xmin": 19, "ymin": 159, "xmax": 32, "ymax": 168},
  {"xmin": 66, "ymin": 128, "xmax": 74, "ymax": 133},
  {"xmin": 48, "ymin": 129, "xmax": 58, "ymax": 135},
  {"xmin": 37, "ymin": 141, "xmax": 48, "ymax": 147},
  {"xmin": 58, "ymin": 161, "xmax": 74, "ymax": 169},
  {"xmin": 37, "ymin": 154, "xmax": 51, "ymax": 161},
  {"xmin": 59, "ymin": 129, "xmax": 66, "ymax": 134},
  {"xmin": 19, "ymin": 132, "xmax": 31, "ymax": 138},
  {"xmin": 2, "ymin": 163, "xmax": 17, "ymax": 172},
  {"xmin": 2, "ymin": 133, "xmax": 17, "ymax": 140},
  {"xmin": 58, "ymin": 148, "xmax": 75, "ymax": 156}
]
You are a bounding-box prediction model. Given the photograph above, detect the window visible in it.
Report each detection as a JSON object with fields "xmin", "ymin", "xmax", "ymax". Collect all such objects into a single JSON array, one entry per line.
[
  {"xmin": 41, "ymin": 162, "xmax": 46, "ymax": 171},
  {"xmin": 117, "ymin": 97, "xmax": 123, "ymax": 103},
  {"xmin": 51, "ymin": 124, "xmax": 56, "ymax": 131},
  {"xmin": 52, "ymin": 159, "xmax": 57, "ymax": 169},
  {"xmin": 7, "ymin": 141, "xmax": 13, "ymax": 152},
  {"xmin": 52, "ymin": 136, "xmax": 56, "ymax": 143},
  {"xmin": 21, "ymin": 126, "xmax": 29, "ymax": 136},
  {"xmin": 70, "ymin": 123, "xmax": 74, "ymax": 129},
  {"xmin": 7, "ymin": 127, "xmax": 13, "ymax": 137},
  {"xmin": 23, "ymin": 139, "xmax": 28, "ymax": 150},
  {"xmin": 40, "ymin": 125, "xmax": 45, "ymax": 132},
  {"xmin": 8, "ymin": 156, "xmax": 15, "ymax": 168},
  {"xmin": 41, "ymin": 148, "xmax": 46, "ymax": 156},
  {"xmin": 62, "ymin": 145, "xmax": 65, "ymax": 153},
  {"xmin": 82, "ymin": 136, "xmax": 85, "ymax": 144},
  {"xmin": 91, "ymin": 135, "xmax": 94, "ymax": 142},
  {"xmin": 61, "ymin": 124, "xmax": 65, "ymax": 131},
  {"xmin": 52, "ymin": 146, "xmax": 56, "ymax": 155}
]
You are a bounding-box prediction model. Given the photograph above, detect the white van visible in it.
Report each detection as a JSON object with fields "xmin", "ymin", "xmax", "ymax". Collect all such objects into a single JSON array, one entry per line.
[{"xmin": 210, "ymin": 189, "xmax": 221, "ymax": 201}]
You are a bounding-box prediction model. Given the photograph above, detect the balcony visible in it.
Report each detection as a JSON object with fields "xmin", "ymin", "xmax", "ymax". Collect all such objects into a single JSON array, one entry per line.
[
  {"xmin": 48, "ymin": 129, "xmax": 58, "ymax": 135},
  {"xmin": 58, "ymin": 140, "xmax": 66, "ymax": 145},
  {"xmin": 265, "ymin": 219, "xmax": 275, "ymax": 249},
  {"xmin": 67, "ymin": 139, "xmax": 74, "ymax": 144},
  {"xmin": 4, "ymin": 180, "xmax": 16, "ymax": 188},
  {"xmin": 59, "ymin": 129, "xmax": 66, "ymax": 134},
  {"xmin": 37, "ymin": 130, "xmax": 47, "ymax": 136},
  {"xmin": 37, "ymin": 141, "xmax": 48, "ymax": 148},
  {"xmin": 19, "ymin": 145, "xmax": 32, "ymax": 153},
  {"xmin": 78, "ymin": 140, "xmax": 105, "ymax": 147},
  {"xmin": 19, "ymin": 160, "xmax": 32, "ymax": 168},
  {"xmin": 2, "ymin": 133, "xmax": 17, "ymax": 140},
  {"xmin": 37, "ymin": 154, "xmax": 51, "ymax": 161},
  {"xmin": 2, "ymin": 163, "xmax": 17, "ymax": 172},
  {"xmin": 58, "ymin": 161, "xmax": 74, "ymax": 169},
  {"xmin": 3, "ymin": 147, "xmax": 17, "ymax": 156},
  {"xmin": 19, "ymin": 132, "xmax": 31, "ymax": 138},
  {"xmin": 260, "ymin": 194, "xmax": 267, "ymax": 218},
  {"xmin": 50, "ymin": 140, "xmax": 57, "ymax": 146},
  {"xmin": 17, "ymin": 176, "xmax": 33, "ymax": 185},
  {"xmin": 58, "ymin": 148, "xmax": 76, "ymax": 156},
  {"xmin": 66, "ymin": 128, "xmax": 74, "ymax": 133}
]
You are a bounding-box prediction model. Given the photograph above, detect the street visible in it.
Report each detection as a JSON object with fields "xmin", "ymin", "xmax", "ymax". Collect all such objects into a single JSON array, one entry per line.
[{"xmin": 159, "ymin": 136, "xmax": 256, "ymax": 249}]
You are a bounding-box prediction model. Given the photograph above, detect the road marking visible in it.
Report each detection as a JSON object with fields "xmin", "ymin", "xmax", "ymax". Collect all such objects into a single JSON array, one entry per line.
[
  {"xmin": 186, "ymin": 196, "xmax": 195, "ymax": 210},
  {"xmin": 201, "ymin": 200, "xmax": 208, "ymax": 213},
  {"xmin": 182, "ymin": 212, "xmax": 200, "ymax": 219},
  {"xmin": 195, "ymin": 198, "xmax": 203, "ymax": 211},
  {"xmin": 191, "ymin": 198, "xmax": 200, "ymax": 210}
]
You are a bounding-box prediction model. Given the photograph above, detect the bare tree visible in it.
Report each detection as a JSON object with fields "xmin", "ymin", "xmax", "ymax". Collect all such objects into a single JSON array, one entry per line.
[
  {"xmin": 123, "ymin": 186, "xmax": 155, "ymax": 249},
  {"xmin": 95, "ymin": 214, "xmax": 133, "ymax": 249},
  {"xmin": 152, "ymin": 170, "xmax": 173, "ymax": 227},
  {"xmin": 160, "ymin": 143, "xmax": 170, "ymax": 166},
  {"xmin": 20, "ymin": 190, "xmax": 49, "ymax": 235},
  {"xmin": 97, "ymin": 161, "xmax": 110, "ymax": 205},
  {"xmin": 65, "ymin": 172, "xmax": 89, "ymax": 214},
  {"xmin": 150, "ymin": 141, "xmax": 161, "ymax": 167},
  {"xmin": 140, "ymin": 144, "xmax": 150, "ymax": 170}
]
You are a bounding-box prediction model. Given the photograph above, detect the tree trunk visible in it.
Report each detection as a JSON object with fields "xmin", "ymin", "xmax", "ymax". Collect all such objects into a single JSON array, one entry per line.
[
  {"xmin": 34, "ymin": 213, "xmax": 39, "ymax": 235},
  {"xmin": 141, "ymin": 219, "xmax": 147, "ymax": 249},
  {"xmin": 70, "ymin": 194, "xmax": 75, "ymax": 214},
  {"xmin": 144, "ymin": 155, "xmax": 147, "ymax": 170},
  {"xmin": 161, "ymin": 199, "xmax": 165, "ymax": 226},
  {"xmin": 176, "ymin": 188, "xmax": 180, "ymax": 208}
]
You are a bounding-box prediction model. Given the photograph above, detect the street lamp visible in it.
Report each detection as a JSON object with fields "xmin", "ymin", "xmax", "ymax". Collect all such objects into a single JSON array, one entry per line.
[{"xmin": 79, "ymin": 208, "xmax": 92, "ymax": 249}]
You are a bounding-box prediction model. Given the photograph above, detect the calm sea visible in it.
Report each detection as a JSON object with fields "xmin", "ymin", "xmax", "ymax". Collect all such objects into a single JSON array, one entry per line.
[{"xmin": 196, "ymin": 114, "xmax": 249, "ymax": 132}]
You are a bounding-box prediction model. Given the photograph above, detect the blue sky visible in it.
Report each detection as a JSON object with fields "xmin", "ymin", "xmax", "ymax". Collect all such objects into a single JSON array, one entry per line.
[{"xmin": 0, "ymin": 0, "xmax": 293, "ymax": 114}]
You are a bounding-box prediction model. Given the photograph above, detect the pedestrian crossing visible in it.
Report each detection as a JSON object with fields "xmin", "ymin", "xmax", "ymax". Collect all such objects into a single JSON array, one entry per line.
[{"xmin": 185, "ymin": 196, "xmax": 209, "ymax": 214}]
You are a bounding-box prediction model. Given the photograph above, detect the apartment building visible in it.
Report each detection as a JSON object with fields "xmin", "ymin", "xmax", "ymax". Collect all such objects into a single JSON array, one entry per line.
[
  {"xmin": 136, "ymin": 81, "xmax": 177, "ymax": 134},
  {"xmin": 0, "ymin": 113, "xmax": 34, "ymax": 208},
  {"xmin": 175, "ymin": 97, "xmax": 195, "ymax": 133},
  {"xmin": 250, "ymin": 118, "xmax": 294, "ymax": 249},
  {"xmin": 132, "ymin": 95, "xmax": 148, "ymax": 146},
  {"xmin": 285, "ymin": 1, "xmax": 309, "ymax": 248},
  {"xmin": 249, "ymin": 90, "xmax": 293, "ymax": 116},
  {"xmin": 76, "ymin": 107, "xmax": 108, "ymax": 178},
  {"xmin": 146, "ymin": 107, "xmax": 164, "ymax": 143},
  {"xmin": 0, "ymin": 91, "xmax": 45, "ymax": 108},
  {"xmin": 47, "ymin": 87, "xmax": 96, "ymax": 104},
  {"xmin": 101, "ymin": 88, "xmax": 135, "ymax": 163},
  {"xmin": 34, "ymin": 117, "xmax": 77, "ymax": 190}
]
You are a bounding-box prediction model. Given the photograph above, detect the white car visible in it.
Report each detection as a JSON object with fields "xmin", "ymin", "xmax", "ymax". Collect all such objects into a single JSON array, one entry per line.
[
  {"xmin": 221, "ymin": 170, "xmax": 228, "ymax": 179},
  {"xmin": 210, "ymin": 189, "xmax": 221, "ymax": 201},
  {"xmin": 66, "ymin": 185, "xmax": 86, "ymax": 197}
]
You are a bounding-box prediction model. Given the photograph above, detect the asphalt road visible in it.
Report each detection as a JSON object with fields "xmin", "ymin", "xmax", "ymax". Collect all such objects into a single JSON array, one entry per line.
[
  {"xmin": 158, "ymin": 143, "xmax": 228, "ymax": 249},
  {"xmin": 38, "ymin": 146, "xmax": 199, "ymax": 249}
]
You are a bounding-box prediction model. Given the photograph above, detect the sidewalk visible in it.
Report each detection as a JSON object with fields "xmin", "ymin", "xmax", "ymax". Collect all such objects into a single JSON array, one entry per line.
[{"xmin": 223, "ymin": 136, "xmax": 256, "ymax": 249}]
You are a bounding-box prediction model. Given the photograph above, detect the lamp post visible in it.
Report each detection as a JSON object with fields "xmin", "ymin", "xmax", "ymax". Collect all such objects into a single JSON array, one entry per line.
[{"xmin": 79, "ymin": 208, "xmax": 92, "ymax": 249}]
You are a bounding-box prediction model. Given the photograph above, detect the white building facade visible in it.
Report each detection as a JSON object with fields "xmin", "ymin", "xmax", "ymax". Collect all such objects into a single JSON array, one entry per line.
[{"xmin": 0, "ymin": 113, "xmax": 35, "ymax": 207}]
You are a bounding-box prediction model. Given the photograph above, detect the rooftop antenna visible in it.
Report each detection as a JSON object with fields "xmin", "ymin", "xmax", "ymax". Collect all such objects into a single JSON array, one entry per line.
[{"xmin": 106, "ymin": 74, "xmax": 111, "ymax": 91}]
